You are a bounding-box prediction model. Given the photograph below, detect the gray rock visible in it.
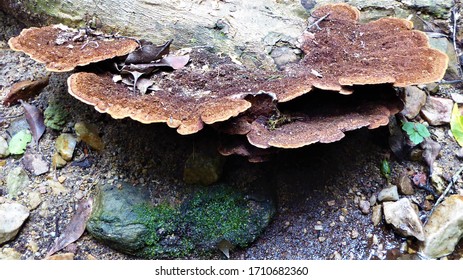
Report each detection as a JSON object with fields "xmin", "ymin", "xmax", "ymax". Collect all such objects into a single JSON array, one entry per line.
[
  {"xmin": 421, "ymin": 195, "xmax": 463, "ymax": 258},
  {"xmin": 0, "ymin": 136, "xmax": 9, "ymax": 158},
  {"xmin": 0, "ymin": 203, "xmax": 30, "ymax": 245},
  {"xmin": 428, "ymin": 37, "xmax": 460, "ymax": 80},
  {"xmin": 398, "ymin": 173, "xmax": 415, "ymax": 195},
  {"xmin": 400, "ymin": 0, "xmax": 453, "ymax": 18},
  {"xmin": 22, "ymin": 153, "xmax": 49, "ymax": 176},
  {"xmin": 401, "ymin": 86, "xmax": 427, "ymax": 119},
  {"xmin": 55, "ymin": 133, "xmax": 77, "ymax": 161},
  {"xmin": 6, "ymin": 167, "xmax": 30, "ymax": 198},
  {"xmin": 87, "ymin": 181, "xmax": 275, "ymax": 258},
  {"xmin": 377, "ymin": 185, "xmax": 399, "ymax": 202},
  {"xmin": 383, "ymin": 198, "xmax": 424, "ymax": 241},
  {"xmin": 420, "ymin": 96, "xmax": 453, "ymax": 126},
  {"xmin": 358, "ymin": 200, "xmax": 370, "ymax": 214}
]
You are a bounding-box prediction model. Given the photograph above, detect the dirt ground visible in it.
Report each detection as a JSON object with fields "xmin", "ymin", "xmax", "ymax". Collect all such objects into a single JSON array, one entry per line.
[{"xmin": 1, "ymin": 9, "xmax": 463, "ymax": 260}]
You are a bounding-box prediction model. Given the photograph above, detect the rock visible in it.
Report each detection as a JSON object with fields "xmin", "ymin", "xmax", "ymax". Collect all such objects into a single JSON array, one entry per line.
[
  {"xmin": 87, "ymin": 181, "xmax": 275, "ymax": 258},
  {"xmin": 55, "ymin": 133, "xmax": 77, "ymax": 161},
  {"xmin": 451, "ymin": 92, "xmax": 463, "ymax": 104},
  {"xmin": 421, "ymin": 195, "xmax": 463, "ymax": 258},
  {"xmin": 44, "ymin": 101, "xmax": 69, "ymax": 130},
  {"xmin": 428, "ymin": 37, "xmax": 460, "ymax": 80},
  {"xmin": 0, "ymin": 203, "xmax": 30, "ymax": 245},
  {"xmin": 27, "ymin": 191, "xmax": 42, "ymax": 210},
  {"xmin": 358, "ymin": 200, "xmax": 370, "ymax": 214},
  {"xmin": 400, "ymin": 0, "xmax": 453, "ymax": 18},
  {"xmin": 183, "ymin": 150, "xmax": 225, "ymax": 186},
  {"xmin": 383, "ymin": 198, "xmax": 424, "ymax": 241},
  {"xmin": 371, "ymin": 205, "xmax": 382, "ymax": 226},
  {"xmin": 74, "ymin": 122, "xmax": 105, "ymax": 151},
  {"xmin": 45, "ymin": 253, "xmax": 75, "ymax": 260},
  {"xmin": 0, "ymin": 136, "xmax": 10, "ymax": 158},
  {"xmin": 270, "ymin": 46, "xmax": 300, "ymax": 69},
  {"xmin": 52, "ymin": 153, "xmax": 67, "ymax": 169},
  {"xmin": 401, "ymin": 86, "xmax": 427, "ymax": 119},
  {"xmin": 398, "ymin": 173, "xmax": 415, "ymax": 195},
  {"xmin": 420, "ymin": 96, "xmax": 453, "ymax": 126},
  {"xmin": 47, "ymin": 180, "xmax": 68, "ymax": 195},
  {"xmin": 377, "ymin": 185, "xmax": 399, "ymax": 202},
  {"xmin": 0, "ymin": 248, "xmax": 22, "ymax": 260},
  {"xmin": 351, "ymin": 229, "xmax": 359, "ymax": 239},
  {"xmin": 6, "ymin": 166, "xmax": 30, "ymax": 198},
  {"xmin": 22, "ymin": 153, "xmax": 49, "ymax": 176}
]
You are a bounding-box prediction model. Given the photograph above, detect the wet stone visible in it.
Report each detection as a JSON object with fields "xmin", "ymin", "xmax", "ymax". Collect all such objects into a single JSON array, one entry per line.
[
  {"xmin": 377, "ymin": 185, "xmax": 399, "ymax": 202},
  {"xmin": 0, "ymin": 203, "xmax": 30, "ymax": 245}
]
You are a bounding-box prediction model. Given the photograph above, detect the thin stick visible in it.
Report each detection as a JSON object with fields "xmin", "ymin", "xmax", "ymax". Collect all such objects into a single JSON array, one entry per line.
[
  {"xmin": 424, "ymin": 165, "xmax": 463, "ymax": 225},
  {"xmin": 307, "ymin": 13, "xmax": 330, "ymax": 30}
]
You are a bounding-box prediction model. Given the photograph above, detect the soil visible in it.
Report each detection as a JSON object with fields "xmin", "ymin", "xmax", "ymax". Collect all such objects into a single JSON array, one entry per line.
[{"xmin": 1, "ymin": 9, "xmax": 463, "ymax": 260}]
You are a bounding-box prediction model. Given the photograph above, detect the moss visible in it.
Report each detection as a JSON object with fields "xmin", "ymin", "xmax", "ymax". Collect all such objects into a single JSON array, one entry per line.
[{"xmin": 44, "ymin": 102, "xmax": 69, "ymax": 130}]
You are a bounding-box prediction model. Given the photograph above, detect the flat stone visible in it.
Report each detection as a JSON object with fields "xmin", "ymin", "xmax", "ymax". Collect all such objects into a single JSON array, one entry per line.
[
  {"xmin": 55, "ymin": 133, "xmax": 78, "ymax": 161},
  {"xmin": 401, "ymin": 86, "xmax": 427, "ymax": 119},
  {"xmin": 27, "ymin": 191, "xmax": 42, "ymax": 210},
  {"xmin": 421, "ymin": 195, "xmax": 463, "ymax": 258},
  {"xmin": 377, "ymin": 185, "xmax": 399, "ymax": 202},
  {"xmin": 420, "ymin": 96, "xmax": 453, "ymax": 126},
  {"xmin": 0, "ymin": 203, "xmax": 30, "ymax": 245},
  {"xmin": 398, "ymin": 173, "xmax": 415, "ymax": 195},
  {"xmin": 0, "ymin": 136, "xmax": 10, "ymax": 158},
  {"xmin": 6, "ymin": 167, "xmax": 30, "ymax": 198},
  {"xmin": 383, "ymin": 198, "xmax": 424, "ymax": 241},
  {"xmin": 22, "ymin": 153, "xmax": 49, "ymax": 176}
]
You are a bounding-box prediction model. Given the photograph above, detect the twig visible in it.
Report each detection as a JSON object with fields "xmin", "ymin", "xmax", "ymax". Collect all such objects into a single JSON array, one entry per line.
[
  {"xmin": 307, "ymin": 13, "xmax": 330, "ymax": 30},
  {"xmin": 424, "ymin": 165, "xmax": 463, "ymax": 225},
  {"xmin": 438, "ymin": 79, "xmax": 463, "ymax": 84}
]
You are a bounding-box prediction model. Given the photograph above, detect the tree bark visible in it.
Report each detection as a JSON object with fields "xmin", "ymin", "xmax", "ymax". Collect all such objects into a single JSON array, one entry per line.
[{"xmin": 1, "ymin": 0, "xmax": 310, "ymax": 69}]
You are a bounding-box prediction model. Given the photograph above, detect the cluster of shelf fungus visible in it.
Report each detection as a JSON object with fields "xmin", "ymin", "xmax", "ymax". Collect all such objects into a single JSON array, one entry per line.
[{"xmin": 8, "ymin": 4, "xmax": 448, "ymax": 162}]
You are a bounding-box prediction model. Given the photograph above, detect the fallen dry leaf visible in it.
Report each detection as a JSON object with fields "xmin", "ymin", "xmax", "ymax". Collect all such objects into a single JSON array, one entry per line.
[
  {"xmin": 3, "ymin": 75, "xmax": 49, "ymax": 106},
  {"xmin": 45, "ymin": 198, "xmax": 93, "ymax": 258},
  {"xmin": 20, "ymin": 100, "xmax": 46, "ymax": 146}
]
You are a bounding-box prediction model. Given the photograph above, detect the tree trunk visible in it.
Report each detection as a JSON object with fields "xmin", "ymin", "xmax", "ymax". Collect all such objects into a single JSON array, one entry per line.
[{"xmin": 1, "ymin": 0, "xmax": 310, "ymax": 69}]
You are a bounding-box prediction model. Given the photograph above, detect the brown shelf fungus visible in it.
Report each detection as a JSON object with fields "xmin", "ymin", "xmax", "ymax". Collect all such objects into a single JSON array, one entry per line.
[{"xmin": 8, "ymin": 24, "xmax": 139, "ymax": 72}]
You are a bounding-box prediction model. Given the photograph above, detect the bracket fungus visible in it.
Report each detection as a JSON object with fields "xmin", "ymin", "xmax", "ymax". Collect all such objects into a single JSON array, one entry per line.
[
  {"xmin": 6, "ymin": 3, "xmax": 449, "ymax": 161},
  {"xmin": 8, "ymin": 24, "xmax": 139, "ymax": 72}
]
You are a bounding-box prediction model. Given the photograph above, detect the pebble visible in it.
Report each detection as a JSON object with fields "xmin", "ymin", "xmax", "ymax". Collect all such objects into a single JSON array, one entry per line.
[
  {"xmin": 52, "ymin": 153, "xmax": 67, "ymax": 169},
  {"xmin": 421, "ymin": 195, "xmax": 463, "ymax": 258},
  {"xmin": 56, "ymin": 133, "xmax": 78, "ymax": 161},
  {"xmin": 377, "ymin": 185, "xmax": 399, "ymax": 202},
  {"xmin": 401, "ymin": 86, "xmax": 427, "ymax": 119},
  {"xmin": 74, "ymin": 122, "xmax": 105, "ymax": 151},
  {"xmin": 398, "ymin": 173, "xmax": 415, "ymax": 195},
  {"xmin": 47, "ymin": 180, "xmax": 68, "ymax": 195},
  {"xmin": 27, "ymin": 191, "xmax": 42, "ymax": 210},
  {"xmin": 318, "ymin": 237, "xmax": 326, "ymax": 242},
  {"xmin": 46, "ymin": 253, "xmax": 75, "ymax": 260},
  {"xmin": 351, "ymin": 229, "xmax": 359, "ymax": 239},
  {"xmin": 22, "ymin": 153, "xmax": 49, "ymax": 176},
  {"xmin": 58, "ymin": 176, "xmax": 67, "ymax": 184},
  {"xmin": 383, "ymin": 198, "xmax": 424, "ymax": 241},
  {"xmin": 420, "ymin": 96, "xmax": 453, "ymax": 126},
  {"xmin": 358, "ymin": 200, "xmax": 370, "ymax": 214},
  {"xmin": 0, "ymin": 203, "xmax": 30, "ymax": 245},
  {"xmin": 314, "ymin": 225, "xmax": 323, "ymax": 231},
  {"xmin": 27, "ymin": 240, "xmax": 39, "ymax": 253},
  {"xmin": 339, "ymin": 215, "xmax": 345, "ymax": 222},
  {"xmin": 0, "ymin": 136, "xmax": 10, "ymax": 158},
  {"xmin": 75, "ymin": 190, "xmax": 84, "ymax": 200},
  {"xmin": 0, "ymin": 248, "xmax": 21, "ymax": 260},
  {"xmin": 6, "ymin": 167, "xmax": 30, "ymax": 198},
  {"xmin": 327, "ymin": 200, "xmax": 336, "ymax": 206},
  {"xmin": 369, "ymin": 194, "xmax": 377, "ymax": 206},
  {"xmin": 371, "ymin": 205, "xmax": 382, "ymax": 226}
]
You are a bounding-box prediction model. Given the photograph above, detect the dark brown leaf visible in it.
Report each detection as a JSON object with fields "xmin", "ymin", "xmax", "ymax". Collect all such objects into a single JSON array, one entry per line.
[
  {"xmin": 3, "ymin": 75, "xmax": 49, "ymax": 106},
  {"xmin": 20, "ymin": 100, "xmax": 46, "ymax": 146},
  {"xmin": 45, "ymin": 198, "xmax": 93, "ymax": 258},
  {"xmin": 124, "ymin": 39, "xmax": 172, "ymax": 64}
]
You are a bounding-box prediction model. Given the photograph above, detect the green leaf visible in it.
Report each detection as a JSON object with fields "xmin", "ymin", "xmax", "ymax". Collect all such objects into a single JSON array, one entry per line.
[
  {"xmin": 380, "ymin": 159, "xmax": 391, "ymax": 179},
  {"xmin": 451, "ymin": 103, "xmax": 463, "ymax": 146},
  {"xmin": 401, "ymin": 121, "xmax": 429, "ymax": 145},
  {"xmin": 8, "ymin": 129, "xmax": 32, "ymax": 155}
]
